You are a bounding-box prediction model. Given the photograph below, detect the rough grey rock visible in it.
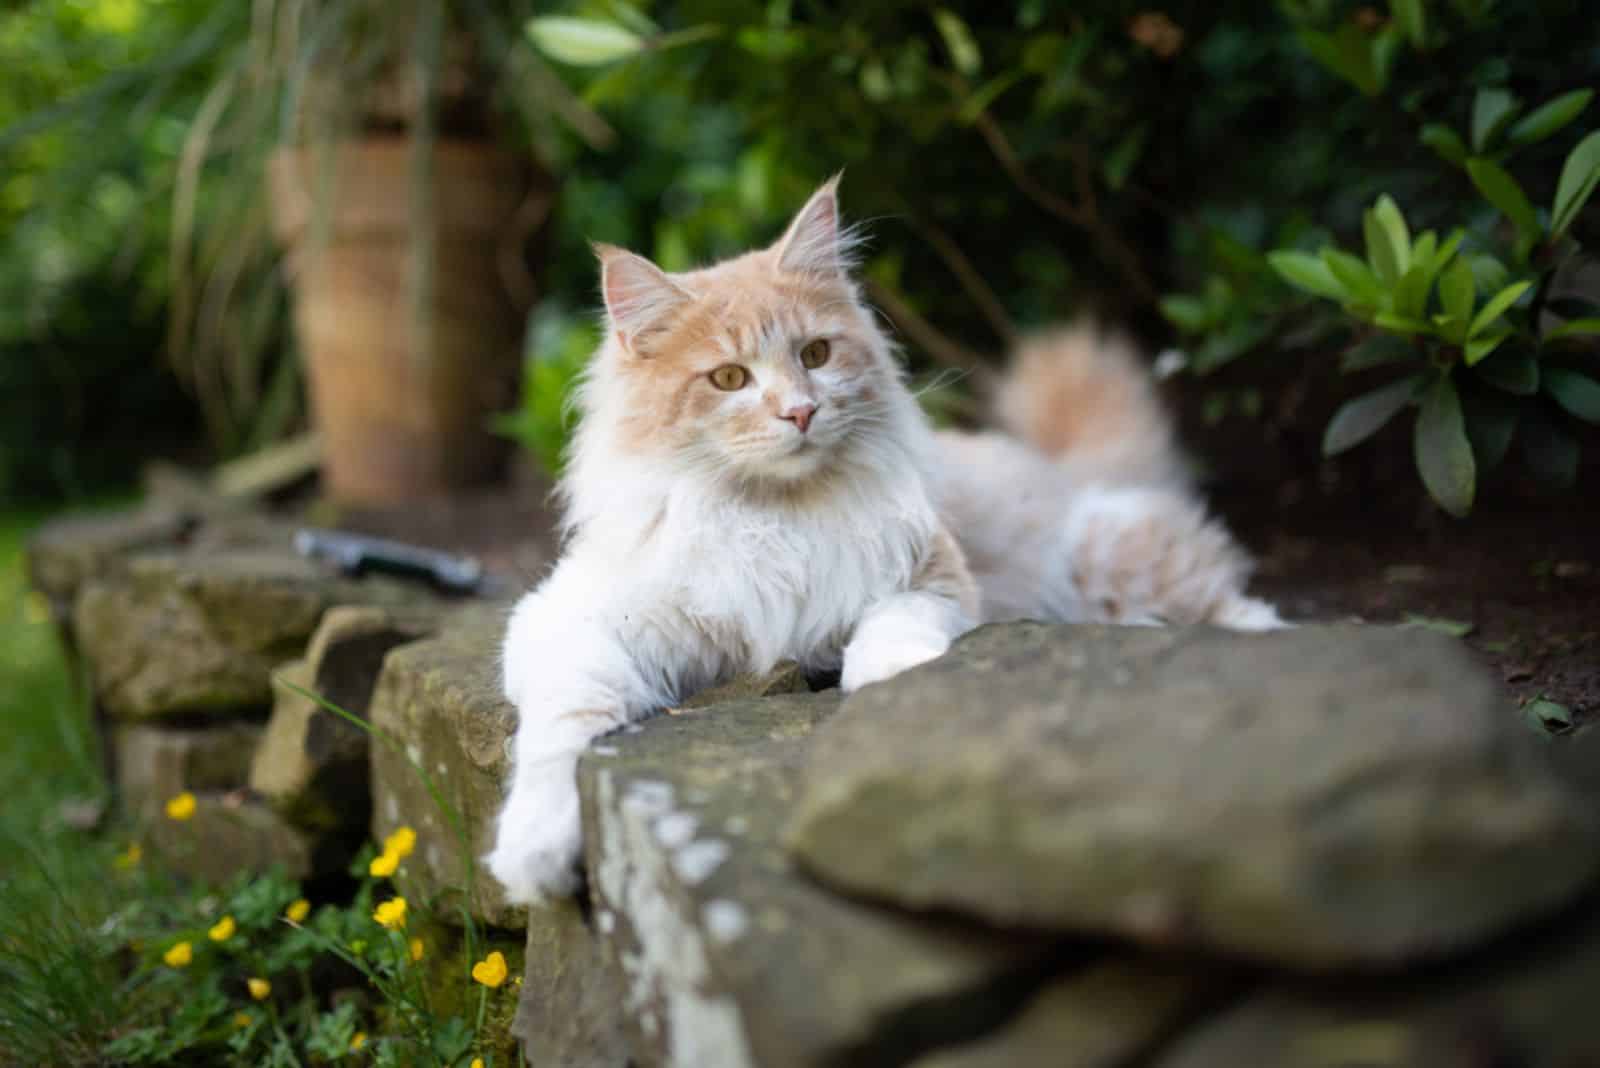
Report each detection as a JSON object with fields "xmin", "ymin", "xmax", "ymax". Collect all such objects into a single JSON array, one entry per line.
[
  {"xmin": 578, "ymin": 692, "xmax": 1058, "ymax": 1068},
  {"xmin": 145, "ymin": 793, "xmax": 314, "ymax": 883},
  {"xmin": 115, "ymin": 722, "xmax": 263, "ymax": 816},
  {"xmin": 252, "ymin": 605, "xmax": 443, "ymax": 830},
  {"xmin": 513, "ymin": 896, "xmax": 632, "ymax": 1068},
  {"xmin": 911, "ymin": 957, "xmax": 1213, "ymax": 1068},
  {"xmin": 26, "ymin": 507, "xmax": 192, "ymax": 624},
  {"xmin": 368, "ymin": 614, "xmax": 521, "ymax": 927},
  {"xmin": 788, "ymin": 623, "xmax": 1600, "ymax": 970},
  {"xmin": 74, "ymin": 548, "xmax": 434, "ymax": 720},
  {"xmin": 1151, "ymin": 897, "xmax": 1600, "ymax": 1068}
]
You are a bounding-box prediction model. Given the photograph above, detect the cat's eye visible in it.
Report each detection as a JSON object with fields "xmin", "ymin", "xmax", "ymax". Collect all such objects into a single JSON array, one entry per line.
[
  {"xmin": 709, "ymin": 364, "xmax": 749, "ymax": 391},
  {"xmin": 799, "ymin": 339, "xmax": 831, "ymax": 369}
]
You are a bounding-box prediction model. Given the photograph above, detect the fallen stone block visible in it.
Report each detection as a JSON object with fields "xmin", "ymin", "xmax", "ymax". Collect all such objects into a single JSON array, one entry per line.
[
  {"xmin": 252, "ymin": 605, "xmax": 444, "ymax": 831},
  {"xmin": 115, "ymin": 721, "xmax": 263, "ymax": 816},
  {"xmin": 513, "ymin": 896, "xmax": 632, "ymax": 1068},
  {"xmin": 75, "ymin": 548, "xmax": 437, "ymax": 721},
  {"xmin": 578, "ymin": 691, "xmax": 1060, "ymax": 1068},
  {"xmin": 787, "ymin": 622, "xmax": 1600, "ymax": 970}
]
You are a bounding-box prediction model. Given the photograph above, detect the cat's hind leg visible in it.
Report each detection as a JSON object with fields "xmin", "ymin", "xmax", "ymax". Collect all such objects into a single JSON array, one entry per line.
[{"xmin": 1055, "ymin": 484, "xmax": 1283, "ymax": 630}]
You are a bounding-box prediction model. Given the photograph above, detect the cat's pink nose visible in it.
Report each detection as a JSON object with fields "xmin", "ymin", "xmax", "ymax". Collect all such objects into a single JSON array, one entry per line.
[{"xmin": 779, "ymin": 402, "xmax": 817, "ymax": 433}]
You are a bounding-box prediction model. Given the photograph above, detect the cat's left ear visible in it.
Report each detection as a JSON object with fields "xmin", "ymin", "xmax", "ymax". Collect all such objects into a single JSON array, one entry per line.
[{"xmin": 774, "ymin": 174, "xmax": 848, "ymax": 277}]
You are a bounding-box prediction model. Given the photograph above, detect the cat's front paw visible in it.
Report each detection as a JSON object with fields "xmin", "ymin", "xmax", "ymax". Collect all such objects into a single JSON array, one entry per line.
[
  {"xmin": 484, "ymin": 753, "xmax": 583, "ymax": 904},
  {"xmin": 840, "ymin": 635, "xmax": 950, "ymax": 693}
]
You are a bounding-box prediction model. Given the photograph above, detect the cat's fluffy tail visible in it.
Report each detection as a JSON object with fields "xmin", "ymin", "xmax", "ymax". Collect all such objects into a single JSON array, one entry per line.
[{"xmin": 993, "ymin": 323, "xmax": 1188, "ymax": 488}]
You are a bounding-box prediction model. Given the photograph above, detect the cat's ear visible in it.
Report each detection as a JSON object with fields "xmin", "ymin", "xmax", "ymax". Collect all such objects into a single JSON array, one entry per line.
[
  {"xmin": 596, "ymin": 243, "xmax": 691, "ymax": 353},
  {"xmin": 774, "ymin": 174, "xmax": 848, "ymax": 277}
]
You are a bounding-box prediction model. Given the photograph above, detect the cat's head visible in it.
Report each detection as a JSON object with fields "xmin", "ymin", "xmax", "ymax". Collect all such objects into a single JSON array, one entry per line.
[{"xmin": 581, "ymin": 176, "xmax": 905, "ymax": 485}]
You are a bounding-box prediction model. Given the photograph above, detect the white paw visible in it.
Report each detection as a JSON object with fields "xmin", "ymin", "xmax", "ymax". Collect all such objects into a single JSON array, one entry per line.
[
  {"xmin": 484, "ymin": 752, "xmax": 584, "ymax": 904},
  {"xmin": 840, "ymin": 636, "xmax": 949, "ymax": 693},
  {"xmin": 1212, "ymin": 595, "xmax": 1290, "ymax": 632}
]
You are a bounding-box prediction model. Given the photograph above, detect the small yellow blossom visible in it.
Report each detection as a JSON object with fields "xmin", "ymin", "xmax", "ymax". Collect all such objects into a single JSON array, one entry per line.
[
  {"xmin": 114, "ymin": 842, "xmax": 142, "ymax": 869},
  {"xmin": 208, "ymin": 915, "xmax": 236, "ymax": 942},
  {"xmin": 471, "ymin": 1060, "xmax": 485, "ymax": 1068},
  {"xmin": 382, "ymin": 826, "xmax": 417, "ymax": 859},
  {"xmin": 163, "ymin": 941, "xmax": 193, "ymax": 968},
  {"xmin": 373, "ymin": 897, "xmax": 407, "ymax": 930},
  {"xmin": 165, "ymin": 791, "xmax": 197, "ymax": 821},
  {"xmin": 350, "ymin": 1032, "xmax": 367, "ymax": 1051},
  {"xmin": 234, "ymin": 1011, "xmax": 253, "ymax": 1029},
  {"xmin": 368, "ymin": 849, "xmax": 399, "ymax": 878},
  {"xmin": 285, "ymin": 898, "xmax": 311, "ymax": 924},
  {"xmin": 471, "ymin": 950, "xmax": 508, "ymax": 988},
  {"xmin": 409, "ymin": 937, "xmax": 425, "ymax": 962},
  {"xmin": 247, "ymin": 977, "xmax": 271, "ymax": 1000}
]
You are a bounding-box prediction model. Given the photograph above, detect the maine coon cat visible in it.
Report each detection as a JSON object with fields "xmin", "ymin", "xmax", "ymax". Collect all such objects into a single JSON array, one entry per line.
[{"xmin": 487, "ymin": 177, "xmax": 1280, "ymax": 904}]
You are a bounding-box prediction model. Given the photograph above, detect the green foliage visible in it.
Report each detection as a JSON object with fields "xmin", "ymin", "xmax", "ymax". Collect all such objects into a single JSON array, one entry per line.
[{"xmin": 492, "ymin": 304, "xmax": 599, "ymax": 475}]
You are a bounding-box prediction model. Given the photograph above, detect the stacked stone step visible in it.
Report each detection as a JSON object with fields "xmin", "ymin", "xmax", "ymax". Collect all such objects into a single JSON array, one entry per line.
[
  {"xmin": 377, "ymin": 620, "xmax": 1593, "ymax": 1068},
  {"xmin": 27, "ymin": 508, "xmax": 454, "ymax": 883}
]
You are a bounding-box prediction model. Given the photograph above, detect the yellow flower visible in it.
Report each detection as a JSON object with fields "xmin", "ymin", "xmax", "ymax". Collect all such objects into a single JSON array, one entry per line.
[
  {"xmin": 114, "ymin": 842, "xmax": 142, "ymax": 869},
  {"xmin": 471, "ymin": 950, "xmax": 508, "ymax": 988},
  {"xmin": 165, "ymin": 791, "xmax": 197, "ymax": 821},
  {"xmin": 409, "ymin": 937, "xmax": 425, "ymax": 962},
  {"xmin": 247, "ymin": 977, "xmax": 271, "ymax": 1000},
  {"xmin": 373, "ymin": 897, "xmax": 407, "ymax": 930},
  {"xmin": 382, "ymin": 826, "xmax": 417, "ymax": 859},
  {"xmin": 208, "ymin": 915, "xmax": 236, "ymax": 942},
  {"xmin": 285, "ymin": 898, "xmax": 311, "ymax": 924},
  {"xmin": 163, "ymin": 941, "xmax": 193, "ymax": 968},
  {"xmin": 368, "ymin": 849, "xmax": 399, "ymax": 878},
  {"xmin": 233, "ymin": 1011, "xmax": 253, "ymax": 1029},
  {"xmin": 350, "ymin": 1032, "xmax": 367, "ymax": 1051},
  {"xmin": 471, "ymin": 1060, "xmax": 485, "ymax": 1068}
]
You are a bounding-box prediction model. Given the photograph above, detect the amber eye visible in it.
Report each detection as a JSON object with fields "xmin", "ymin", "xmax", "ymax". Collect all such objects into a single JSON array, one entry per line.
[
  {"xmin": 799, "ymin": 339, "xmax": 831, "ymax": 369},
  {"xmin": 709, "ymin": 364, "xmax": 749, "ymax": 391}
]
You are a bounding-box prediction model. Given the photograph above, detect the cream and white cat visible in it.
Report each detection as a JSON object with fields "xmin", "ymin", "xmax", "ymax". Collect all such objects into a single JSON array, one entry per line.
[{"xmin": 487, "ymin": 177, "xmax": 1280, "ymax": 904}]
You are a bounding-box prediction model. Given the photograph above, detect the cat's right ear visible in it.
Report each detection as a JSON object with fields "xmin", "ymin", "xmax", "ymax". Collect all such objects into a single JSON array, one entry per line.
[{"xmin": 595, "ymin": 243, "xmax": 691, "ymax": 355}]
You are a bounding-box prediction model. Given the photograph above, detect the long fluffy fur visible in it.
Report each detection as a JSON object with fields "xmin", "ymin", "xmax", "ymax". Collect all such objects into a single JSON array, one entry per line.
[{"xmin": 489, "ymin": 182, "xmax": 1279, "ymax": 905}]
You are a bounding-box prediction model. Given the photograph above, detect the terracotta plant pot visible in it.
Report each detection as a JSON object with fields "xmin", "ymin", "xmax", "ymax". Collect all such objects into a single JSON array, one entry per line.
[{"xmin": 268, "ymin": 138, "xmax": 541, "ymax": 504}]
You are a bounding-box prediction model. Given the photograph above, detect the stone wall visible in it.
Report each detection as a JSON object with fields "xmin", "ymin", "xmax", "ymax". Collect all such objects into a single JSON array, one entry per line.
[{"xmin": 31, "ymin": 505, "xmax": 1600, "ymax": 1066}]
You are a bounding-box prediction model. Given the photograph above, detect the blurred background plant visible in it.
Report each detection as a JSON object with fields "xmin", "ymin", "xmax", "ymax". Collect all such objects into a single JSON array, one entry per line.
[{"xmin": 3, "ymin": 0, "xmax": 1597, "ymax": 507}]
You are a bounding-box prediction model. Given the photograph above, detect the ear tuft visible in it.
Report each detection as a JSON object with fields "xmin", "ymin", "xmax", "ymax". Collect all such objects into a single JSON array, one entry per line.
[
  {"xmin": 775, "ymin": 174, "xmax": 852, "ymax": 277},
  {"xmin": 597, "ymin": 245, "xmax": 691, "ymax": 351}
]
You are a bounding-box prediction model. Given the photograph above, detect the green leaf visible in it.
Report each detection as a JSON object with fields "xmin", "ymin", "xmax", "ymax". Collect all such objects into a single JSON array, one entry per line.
[
  {"xmin": 1103, "ymin": 124, "xmax": 1148, "ymax": 190},
  {"xmin": 1468, "ymin": 280, "xmax": 1532, "ymax": 337},
  {"xmin": 1472, "ymin": 347, "xmax": 1539, "ymax": 394},
  {"xmin": 1524, "ymin": 697, "xmax": 1574, "ymax": 734},
  {"xmin": 1341, "ymin": 334, "xmax": 1419, "ymax": 372},
  {"xmin": 1464, "ymin": 331, "xmax": 1511, "ymax": 365},
  {"xmin": 1466, "ymin": 158, "xmax": 1540, "ymax": 239},
  {"xmin": 1438, "ymin": 258, "xmax": 1476, "ymax": 341},
  {"xmin": 1543, "ymin": 367, "xmax": 1600, "ymax": 423},
  {"xmin": 1394, "ymin": 263, "xmax": 1434, "ymax": 319},
  {"xmin": 1321, "ymin": 248, "xmax": 1384, "ymax": 304},
  {"xmin": 1390, "ymin": 0, "xmax": 1426, "ymax": 46},
  {"xmin": 1551, "ymin": 130, "xmax": 1600, "ymax": 238},
  {"xmin": 1323, "ymin": 376, "xmax": 1420, "ymax": 456},
  {"xmin": 1431, "ymin": 230, "xmax": 1467, "ymax": 275},
  {"xmin": 1546, "ymin": 317, "xmax": 1600, "ymax": 342},
  {"xmin": 1297, "ymin": 25, "xmax": 1383, "ymax": 96},
  {"xmin": 933, "ymin": 9, "xmax": 982, "ymax": 77},
  {"xmin": 1268, "ymin": 250, "xmax": 1347, "ymax": 301},
  {"xmin": 1414, "ymin": 375, "xmax": 1476, "ymax": 516},
  {"xmin": 1158, "ymin": 293, "xmax": 1214, "ymax": 333},
  {"xmin": 1400, "ymin": 613, "xmax": 1474, "ymax": 637},
  {"xmin": 526, "ymin": 16, "xmax": 645, "ymax": 65},
  {"xmin": 1461, "ymin": 386, "xmax": 1520, "ymax": 471},
  {"xmin": 1468, "ymin": 253, "xmax": 1510, "ymax": 295},
  {"xmin": 1507, "ymin": 89, "xmax": 1593, "ymax": 147},
  {"xmin": 1364, "ymin": 207, "xmax": 1401, "ymax": 283},
  {"xmin": 957, "ymin": 71, "xmax": 1023, "ymax": 122},
  {"xmin": 1373, "ymin": 310, "xmax": 1435, "ymax": 334},
  {"xmin": 1520, "ymin": 408, "xmax": 1578, "ymax": 489},
  {"xmin": 1420, "ymin": 124, "xmax": 1469, "ymax": 165},
  {"xmin": 1373, "ymin": 195, "xmax": 1412, "ymax": 274},
  {"xmin": 1470, "ymin": 87, "xmax": 1522, "ymax": 152}
]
